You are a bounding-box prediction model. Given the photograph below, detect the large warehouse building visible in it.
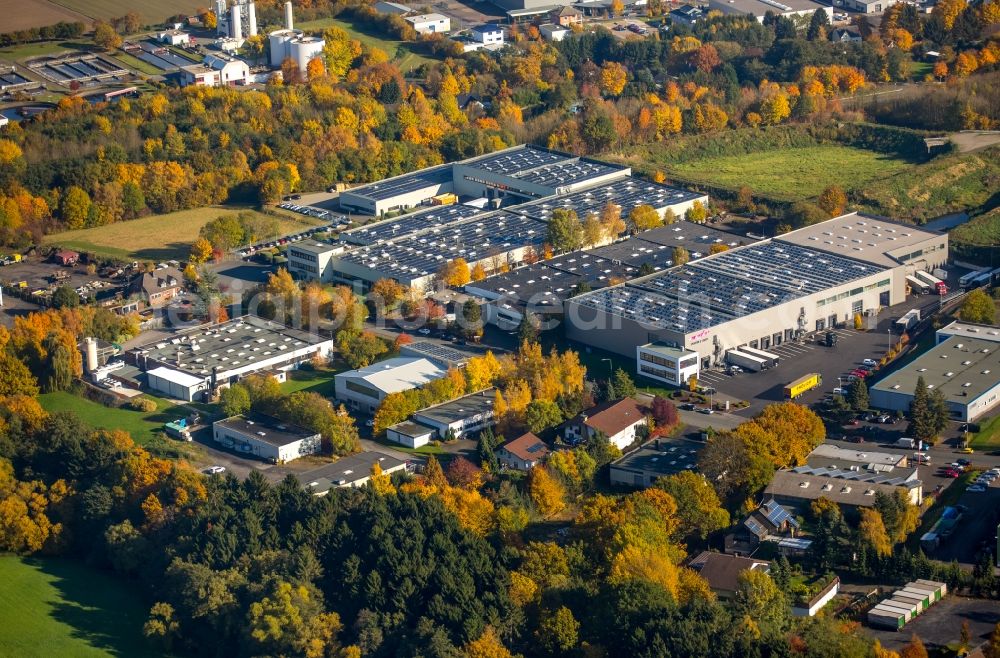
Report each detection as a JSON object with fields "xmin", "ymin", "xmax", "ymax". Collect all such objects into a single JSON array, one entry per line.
[
  {"xmin": 564, "ymin": 213, "xmax": 947, "ymax": 369},
  {"xmin": 327, "ymin": 145, "xmax": 708, "ymax": 292},
  {"xmin": 129, "ymin": 316, "xmax": 334, "ymax": 401}
]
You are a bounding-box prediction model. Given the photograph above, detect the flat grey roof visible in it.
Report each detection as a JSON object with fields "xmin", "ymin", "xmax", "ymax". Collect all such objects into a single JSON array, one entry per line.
[
  {"xmin": 871, "ymin": 336, "xmax": 1000, "ymax": 406},
  {"xmin": 288, "ymin": 241, "xmax": 338, "ymax": 255},
  {"xmin": 413, "ymin": 389, "xmax": 495, "ymax": 425},
  {"xmin": 215, "ymin": 414, "xmax": 317, "ymax": 447},
  {"xmin": 775, "ymin": 212, "xmax": 944, "ymax": 267},
  {"xmin": 387, "ymin": 420, "xmax": 436, "ymax": 437},
  {"xmin": 514, "ymin": 157, "xmax": 627, "ymax": 188},
  {"xmin": 297, "ymin": 451, "xmax": 407, "ymax": 491},
  {"xmin": 633, "ymin": 221, "xmax": 752, "ymax": 254},
  {"xmin": 589, "ymin": 238, "xmax": 677, "ymax": 272},
  {"xmin": 639, "ymin": 342, "xmax": 697, "ymax": 358},
  {"xmin": 545, "ymin": 251, "xmax": 637, "ymax": 282},
  {"xmin": 936, "ymin": 321, "xmax": 1000, "ymax": 344},
  {"xmin": 710, "ymin": 0, "xmax": 831, "ymax": 14},
  {"xmin": 611, "ymin": 438, "xmax": 700, "ymax": 477},
  {"xmin": 131, "ymin": 316, "xmax": 327, "ymax": 378},
  {"xmin": 344, "ymin": 165, "xmax": 452, "ymax": 202}
]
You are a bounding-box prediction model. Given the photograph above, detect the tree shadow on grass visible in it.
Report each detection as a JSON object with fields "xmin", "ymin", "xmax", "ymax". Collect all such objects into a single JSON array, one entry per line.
[
  {"xmin": 130, "ymin": 243, "xmax": 196, "ymax": 263},
  {"xmin": 27, "ymin": 558, "xmax": 163, "ymax": 657}
]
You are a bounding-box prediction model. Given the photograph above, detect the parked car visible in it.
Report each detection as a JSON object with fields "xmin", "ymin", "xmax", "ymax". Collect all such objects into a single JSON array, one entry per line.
[
  {"xmin": 862, "ymin": 358, "xmax": 878, "ymax": 367},
  {"xmin": 940, "ymin": 468, "xmax": 960, "ymax": 478},
  {"xmin": 680, "ymin": 403, "xmax": 696, "ymax": 411},
  {"xmin": 878, "ymin": 414, "xmax": 893, "ymax": 424},
  {"xmin": 417, "ymin": 328, "xmax": 431, "ymax": 335},
  {"xmin": 957, "ymin": 458, "xmax": 972, "ymax": 466},
  {"xmin": 204, "ymin": 465, "xmax": 226, "ymax": 475},
  {"xmin": 698, "ymin": 407, "xmax": 715, "ymax": 415},
  {"xmin": 832, "ymin": 387, "xmax": 846, "ymax": 395},
  {"xmin": 849, "ymin": 369, "xmax": 869, "ymax": 378},
  {"xmin": 968, "ymin": 484, "xmax": 987, "ymax": 493}
]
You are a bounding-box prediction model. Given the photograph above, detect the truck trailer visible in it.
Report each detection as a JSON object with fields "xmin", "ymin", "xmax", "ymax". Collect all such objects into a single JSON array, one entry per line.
[{"xmin": 784, "ymin": 373, "xmax": 822, "ymax": 399}]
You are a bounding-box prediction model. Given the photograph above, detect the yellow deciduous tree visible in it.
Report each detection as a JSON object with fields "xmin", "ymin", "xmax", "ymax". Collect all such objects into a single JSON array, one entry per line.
[
  {"xmin": 465, "ymin": 626, "xmax": 514, "ymax": 658},
  {"xmin": 189, "ymin": 237, "xmax": 213, "ymax": 264},
  {"xmin": 529, "ymin": 466, "xmax": 566, "ymax": 517},
  {"xmin": 859, "ymin": 507, "xmax": 892, "ymax": 557},
  {"xmin": 600, "ymin": 62, "xmax": 628, "ymax": 97}
]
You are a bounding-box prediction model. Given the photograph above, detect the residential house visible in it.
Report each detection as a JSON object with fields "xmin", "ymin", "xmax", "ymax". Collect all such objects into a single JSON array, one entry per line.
[
  {"xmin": 725, "ymin": 500, "xmax": 811, "ymax": 557},
  {"xmin": 457, "ymin": 24, "xmax": 505, "ymax": 52},
  {"xmin": 497, "ymin": 432, "xmax": 550, "ymax": 470},
  {"xmin": 669, "ymin": 5, "xmax": 704, "ymax": 25},
  {"xmin": 129, "ymin": 265, "xmax": 184, "ymax": 308},
  {"xmin": 688, "ymin": 551, "xmax": 770, "ymax": 599},
  {"xmin": 564, "ymin": 398, "xmax": 647, "ymax": 451},
  {"xmin": 551, "ymin": 5, "xmax": 583, "ymax": 26},
  {"xmin": 830, "ymin": 27, "xmax": 862, "ymax": 42}
]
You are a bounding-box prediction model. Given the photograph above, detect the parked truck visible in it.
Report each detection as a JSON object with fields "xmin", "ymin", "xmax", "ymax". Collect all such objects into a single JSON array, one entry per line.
[
  {"xmin": 915, "ymin": 271, "xmax": 947, "ymax": 294},
  {"xmin": 896, "ymin": 309, "xmax": 921, "ymax": 332},
  {"xmin": 164, "ymin": 418, "xmax": 193, "ymax": 441},
  {"xmin": 784, "ymin": 373, "xmax": 822, "ymax": 399},
  {"xmin": 726, "ymin": 349, "xmax": 769, "ymax": 372}
]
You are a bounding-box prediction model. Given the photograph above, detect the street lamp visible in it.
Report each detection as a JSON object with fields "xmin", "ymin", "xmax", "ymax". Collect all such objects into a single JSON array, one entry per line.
[{"xmin": 601, "ymin": 358, "xmax": 613, "ymax": 377}]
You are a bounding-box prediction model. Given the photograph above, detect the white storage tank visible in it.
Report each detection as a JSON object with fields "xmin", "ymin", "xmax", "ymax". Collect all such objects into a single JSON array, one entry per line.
[{"xmin": 290, "ymin": 36, "xmax": 325, "ymax": 72}]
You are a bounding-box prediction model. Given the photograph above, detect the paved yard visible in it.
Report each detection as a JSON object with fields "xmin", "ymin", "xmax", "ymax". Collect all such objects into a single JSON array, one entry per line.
[{"xmin": 865, "ymin": 596, "xmax": 1000, "ymax": 652}]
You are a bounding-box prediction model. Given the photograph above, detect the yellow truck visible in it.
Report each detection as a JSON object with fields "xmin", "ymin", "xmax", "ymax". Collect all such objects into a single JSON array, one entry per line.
[{"xmin": 784, "ymin": 373, "xmax": 821, "ymax": 399}]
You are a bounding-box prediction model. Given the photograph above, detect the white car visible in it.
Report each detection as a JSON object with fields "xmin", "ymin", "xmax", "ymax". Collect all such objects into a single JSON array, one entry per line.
[
  {"xmin": 204, "ymin": 465, "xmax": 226, "ymax": 475},
  {"xmin": 832, "ymin": 387, "xmax": 846, "ymax": 395},
  {"xmin": 967, "ymin": 484, "xmax": 987, "ymax": 493},
  {"xmin": 862, "ymin": 358, "xmax": 877, "ymax": 367},
  {"xmin": 417, "ymin": 328, "xmax": 431, "ymax": 335}
]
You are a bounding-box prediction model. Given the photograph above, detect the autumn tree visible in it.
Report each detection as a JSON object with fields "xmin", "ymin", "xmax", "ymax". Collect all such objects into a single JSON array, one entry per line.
[
  {"xmin": 600, "ymin": 62, "xmax": 628, "ymax": 97},
  {"xmin": 547, "ymin": 208, "xmax": 584, "ymax": 253},
  {"xmin": 960, "ymin": 288, "xmax": 995, "ymax": 324},
  {"xmin": 655, "ymin": 471, "xmax": 730, "ymax": 539},
  {"xmin": 817, "ymin": 185, "xmax": 848, "ymax": 217},
  {"xmin": 672, "ymin": 246, "xmax": 690, "ymax": 267},
  {"xmin": 600, "ymin": 201, "xmax": 626, "ymax": 238},
  {"xmin": 685, "ymin": 200, "xmax": 707, "ymax": 223},
  {"xmin": 220, "ymin": 384, "xmax": 251, "ymax": 417},
  {"xmin": 690, "ymin": 44, "xmax": 722, "ymax": 72},
  {"xmin": 847, "ymin": 377, "xmax": 869, "ymax": 411},
  {"xmin": 858, "ymin": 507, "xmax": 892, "ymax": 557},
  {"xmin": 629, "ymin": 204, "xmax": 662, "ymax": 232},
  {"xmin": 900, "ymin": 635, "xmax": 929, "ymax": 658},
  {"xmin": 439, "ymin": 258, "xmax": 471, "ymax": 287},
  {"xmin": 465, "ymin": 627, "xmax": 513, "ymax": 658},
  {"xmin": 370, "ymin": 278, "xmax": 406, "ymax": 309},
  {"xmin": 760, "ymin": 94, "xmax": 791, "ymax": 125},
  {"xmin": 733, "ymin": 570, "xmax": 788, "ymax": 639},
  {"xmin": 93, "ymin": 21, "xmax": 123, "ymax": 51},
  {"xmin": 536, "ymin": 606, "xmax": 579, "ymax": 654},
  {"xmin": 529, "ymin": 466, "xmax": 566, "ymax": 517},
  {"xmin": 651, "ymin": 396, "xmax": 678, "ymax": 430},
  {"xmin": 189, "ymin": 237, "xmax": 213, "ymax": 264}
]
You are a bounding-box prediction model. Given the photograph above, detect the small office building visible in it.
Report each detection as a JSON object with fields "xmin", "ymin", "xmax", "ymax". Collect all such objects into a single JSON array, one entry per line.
[
  {"xmin": 386, "ymin": 421, "xmax": 437, "ymax": 448},
  {"xmin": 411, "ymin": 389, "xmax": 496, "ymax": 439},
  {"xmin": 286, "ymin": 242, "xmax": 344, "ymax": 283},
  {"xmin": 636, "ymin": 342, "xmax": 700, "ymax": 387},
  {"xmin": 405, "ymin": 13, "xmax": 451, "ymax": 33},
  {"xmin": 212, "ymin": 414, "xmax": 321, "ymax": 463}
]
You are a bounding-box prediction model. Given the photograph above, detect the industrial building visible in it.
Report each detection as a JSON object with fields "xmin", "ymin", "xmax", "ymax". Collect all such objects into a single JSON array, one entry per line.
[
  {"xmin": 334, "ymin": 357, "xmax": 447, "ymax": 413},
  {"xmin": 286, "ymin": 241, "xmax": 345, "ymax": 282},
  {"xmin": 934, "ymin": 320, "xmax": 1000, "ymax": 345},
  {"xmin": 128, "ymin": 316, "xmax": 334, "ymax": 401},
  {"xmin": 870, "ymin": 335, "xmax": 1000, "ymax": 422},
  {"xmin": 181, "ymin": 54, "xmax": 250, "ymax": 87},
  {"xmin": 707, "ymin": 0, "xmax": 832, "ymax": 22},
  {"xmin": 212, "ymin": 414, "xmax": 321, "ymax": 463},
  {"xmin": 805, "ymin": 444, "xmax": 909, "ymax": 472},
  {"xmin": 215, "ymin": 0, "xmax": 258, "ymax": 41},
  {"xmin": 763, "ymin": 465, "xmax": 923, "ymax": 510},
  {"xmin": 398, "ymin": 341, "xmax": 472, "ymax": 369},
  {"xmin": 405, "ymin": 13, "xmax": 451, "ymax": 33},
  {"xmin": 565, "ymin": 213, "xmax": 947, "ymax": 370},
  {"xmin": 635, "ymin": 342, "xmax": 700, "ymax": 387},
  {"xmin": 386, "ymin": 389, "xmax": 495, "ymax": 447},
  {"xmin": 297, "ymin": 451, "xmax": 408, "ymax": 493}
]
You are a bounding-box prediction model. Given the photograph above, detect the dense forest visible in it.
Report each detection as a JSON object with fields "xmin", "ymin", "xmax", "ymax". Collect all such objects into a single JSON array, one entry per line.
[{"xmin": 0, "ymin": 0, "xmax": 997, "ymax": 247}]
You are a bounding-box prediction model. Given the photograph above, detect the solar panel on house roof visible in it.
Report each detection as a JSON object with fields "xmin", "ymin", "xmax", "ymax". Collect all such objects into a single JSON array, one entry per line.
[
  {"xmin": 744, "ymin": 516, "xmax": 766, "ymax": 537},
  {"xmin": 764, "ymin": 504, "xmax": 795, "ymax": 529}
]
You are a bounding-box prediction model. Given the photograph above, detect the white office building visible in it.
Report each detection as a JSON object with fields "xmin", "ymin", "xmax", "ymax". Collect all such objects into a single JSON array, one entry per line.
[
  {"xmin": 405, "ymin": 13, "xmax": 451, "ymax": 34},
  {"xmin": 636, "ymin": 342, "xmax": 701, "ymax": 387},
  {"xmin": 334, "ymin": 357, "xmax": 447, "ymax": 414}
]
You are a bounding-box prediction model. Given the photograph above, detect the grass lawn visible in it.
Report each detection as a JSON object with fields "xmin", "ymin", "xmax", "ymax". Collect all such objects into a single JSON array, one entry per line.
[
  {"xmin": 38, "ymin": 391, "xmax": 180, "ymax": 444},
  {"xmin": 0, "ymin": 556, "xmax": 161, "ymax": 658},
  {"xmin": 280, "ymin": 367, "xmax": 341, "ymax": 398},
  {"xmin": 41, "ymin": 205, "xmax": 322, "ymax": 261},
  {"xmin": 48, "ymin": 0, "xmax": 200, "ymax": 23},
  {"xmin": 295, "ymin": 16, "xmax": 437, "ymax": 73},
  {"xmin": 663, "ymin": 145, "xmax": 913, "ymax": 201},
  {"xmin": 970, "ymin": 414, "xmax": 1000, "ymax": 450},
  {"xmin": 0, "ymin": 40, "xmax": 96, "ymax": 61}
]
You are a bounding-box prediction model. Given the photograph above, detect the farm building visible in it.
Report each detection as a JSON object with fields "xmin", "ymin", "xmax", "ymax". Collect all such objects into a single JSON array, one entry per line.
[{"xmin": 212, "ymin": 414, "xmax": 321, "ymax": 463}]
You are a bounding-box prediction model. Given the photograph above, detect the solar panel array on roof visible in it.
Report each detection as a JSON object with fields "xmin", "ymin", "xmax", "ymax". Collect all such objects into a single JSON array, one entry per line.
[
  {"xmin": 511, "ymin": 177, "xmax": 704, "ymax": 222},
  {"xmin": 589, "ymin": 240, "xmax": 677, "ymax": 271},
  {"xmin": 744, "ymin": 516, "xmax": 766, "ymax": 538},
  {"xmin": 401, "ymin": 341, "xmax": 472, "ymax": 366},
  {"xmin": 346, "ymin": 165, "xmax": 452, "ymax": 202},
  {"xmin": 337, "ymin": 212, "xmax": 547, "ymax": 279},
  {"xmin": 570, "ymin": 239, "xmax": 886, "ymax": 330},
  {"xmin": 466, "ymin": 146, "xmax": 570, "ymax": 176},
  {"xmin": 764, "ymin": 504, "xmax": 797, "ymax": 529},
  {"xmin": 788, "ymin": 465, "xmax": 916, "ymax": 486},
  {"xmin": 515, "ymin": 158, "xmax": 625, "ymax": 187},
  {"xmin": 340, "ymin": 204, "xmax": 483, "ymax": 246}
]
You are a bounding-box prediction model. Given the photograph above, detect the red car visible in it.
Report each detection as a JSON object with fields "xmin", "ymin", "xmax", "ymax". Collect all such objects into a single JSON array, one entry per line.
[
  {"xmin": 940, "ymin": 468, "xmax": 960, "ymax": 478},
  {"xmin": 849, "ymin": 369, "xmax": 869, "ymax": 378}
]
